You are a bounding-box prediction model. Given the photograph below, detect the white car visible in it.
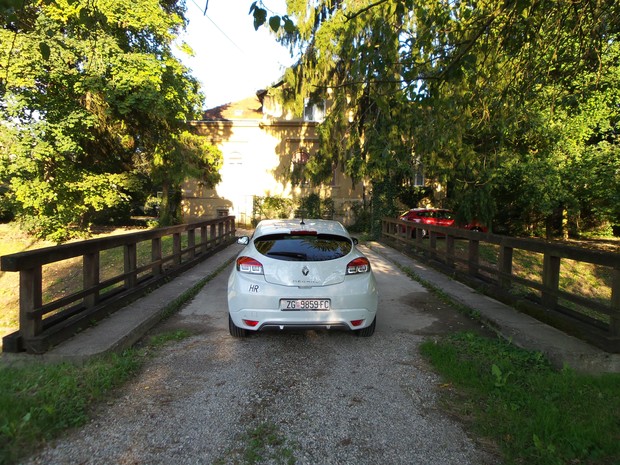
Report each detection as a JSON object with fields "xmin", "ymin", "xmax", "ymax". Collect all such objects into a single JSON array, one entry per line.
[{"xmin": 227, "ymin": 219, "xmax": 378, "ymax": 337}]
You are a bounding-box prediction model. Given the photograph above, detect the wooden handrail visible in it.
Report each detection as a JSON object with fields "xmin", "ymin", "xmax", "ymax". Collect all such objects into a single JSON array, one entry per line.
[
  {"xmin": 381, "ymin": 217, "xmax": 620, "ymax": 352},
  {"xmin": 1, "ymin": 216, "xmax": 236, "ymax": 353}
]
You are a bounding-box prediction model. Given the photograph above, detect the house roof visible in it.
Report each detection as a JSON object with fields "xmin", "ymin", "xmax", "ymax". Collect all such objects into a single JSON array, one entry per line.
[{"xmin": 201, "ymin": 95, "xmax": 263, "ymax": 121}]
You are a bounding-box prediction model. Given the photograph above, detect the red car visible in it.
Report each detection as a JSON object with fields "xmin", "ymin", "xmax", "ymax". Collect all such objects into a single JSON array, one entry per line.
[{"xmin": 399, "ymin": 208, "xmax": 487, "ymax": 237}]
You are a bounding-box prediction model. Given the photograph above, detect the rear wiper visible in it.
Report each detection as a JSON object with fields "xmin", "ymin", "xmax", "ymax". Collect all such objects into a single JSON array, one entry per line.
[{"xmin": 267, "ymin": 251, "xmax": 307, "ymax": 260}]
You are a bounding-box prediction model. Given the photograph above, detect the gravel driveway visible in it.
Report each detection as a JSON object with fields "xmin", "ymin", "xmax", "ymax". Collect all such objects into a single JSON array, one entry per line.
[{"xmin": 25, "ymin": 247, "xmax": 497, "ymax": 465}]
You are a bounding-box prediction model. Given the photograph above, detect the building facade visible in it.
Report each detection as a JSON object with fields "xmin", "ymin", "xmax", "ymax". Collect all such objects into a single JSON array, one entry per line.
[{"xmin": 184, "ymin": 93, "xmax": 367, "ymax": 226}]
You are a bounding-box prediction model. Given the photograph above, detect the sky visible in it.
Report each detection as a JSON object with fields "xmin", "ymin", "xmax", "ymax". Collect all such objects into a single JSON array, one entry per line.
[{"xmin": 177, "ymin": 0, "xmax": 296, "ymax": 109}]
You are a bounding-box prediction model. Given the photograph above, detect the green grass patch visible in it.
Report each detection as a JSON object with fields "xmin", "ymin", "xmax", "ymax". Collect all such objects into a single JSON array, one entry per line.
[
  {"xmin": 214, "ymin": 422, "xmax": 297, "ymax": 465},
  {"xmin": 0, "ymin": 330, "xmax": 191, "ymax": 465},
  {"xmin": 420, "ymin": 332, "xmax": 620, "ymax": 465}
]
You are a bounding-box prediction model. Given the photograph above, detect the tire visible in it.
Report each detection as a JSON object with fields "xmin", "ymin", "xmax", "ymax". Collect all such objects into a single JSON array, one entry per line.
[
  {"xmin": 354, "ymin": 316, "xmax": 376, "ymax": 337},
  {"xmin": 229, "ymin": 314, "xmax": 248, "ymax": 337}
]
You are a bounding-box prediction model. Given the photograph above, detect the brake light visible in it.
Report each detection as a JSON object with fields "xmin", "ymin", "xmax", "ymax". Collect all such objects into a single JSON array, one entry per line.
[
  {"xmin": 236, "ymin": 256, "xmax": 264, "ymax": 274},
  {"xmin": 290, "ymin": 230, "xmax": 318, "ymax": 235},
  {"xmin": 346, "ymin": 257, "xmax": 370, "ymax": 275}
]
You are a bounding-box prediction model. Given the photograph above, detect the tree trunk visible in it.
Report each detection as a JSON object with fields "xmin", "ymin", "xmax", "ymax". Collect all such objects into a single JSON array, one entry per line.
[{"xmin": 159, "ymin": 181, "xmax": 173, "ymax": 226}]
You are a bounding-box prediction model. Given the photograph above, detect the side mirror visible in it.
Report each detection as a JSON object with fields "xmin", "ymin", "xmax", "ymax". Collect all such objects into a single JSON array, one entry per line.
[{"xmin": 237, "ymin": 236, "xmax": 250, "ymax": 245}]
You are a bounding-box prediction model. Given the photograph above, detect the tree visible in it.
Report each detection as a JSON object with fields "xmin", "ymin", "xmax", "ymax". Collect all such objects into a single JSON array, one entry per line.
[
  {"xmin": 0, "ymin": 0, "xmax": 221, "ymax": 241},
  {"xmin": 254, "ymin": 0, "xmax": 620, "ymax": 237}
]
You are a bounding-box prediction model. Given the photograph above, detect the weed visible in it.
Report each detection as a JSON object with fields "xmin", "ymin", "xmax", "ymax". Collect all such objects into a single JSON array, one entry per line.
[
  {"xmin": 215, "ymin": 422, "xmax": 297, "ymax": 465},
  {"xmin": 0, "ymin": 329, "xmax": 191, "ymax": 465},
  {"xmin": 421, "ymin": 332, "xmax": 620, "ymax": 465},
  {"xmin": 147, "ymin": 330, "xmax": 191, "ymax": 348}
]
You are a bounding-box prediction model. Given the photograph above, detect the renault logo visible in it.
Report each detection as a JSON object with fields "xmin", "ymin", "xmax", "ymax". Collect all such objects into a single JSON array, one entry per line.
[{"xmin": 302, "ymin": 266, "xmax": 310, "ymax": 276}]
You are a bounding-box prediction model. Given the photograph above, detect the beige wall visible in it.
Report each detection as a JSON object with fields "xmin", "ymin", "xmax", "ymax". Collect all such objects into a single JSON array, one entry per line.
[{"xmin": 184, "ymin": 118, "xmax": 365, "ymax": 226}]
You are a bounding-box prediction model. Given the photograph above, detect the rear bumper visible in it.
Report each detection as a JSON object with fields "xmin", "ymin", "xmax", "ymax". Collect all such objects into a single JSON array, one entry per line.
[{"xmin": 227, "ymin": 271, "xmax": 378, "ymax": 332}]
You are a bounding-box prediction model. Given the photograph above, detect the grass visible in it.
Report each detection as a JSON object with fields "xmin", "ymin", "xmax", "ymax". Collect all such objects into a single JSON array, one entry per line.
[
  {"xmin": 0, "ymin": 329, "xmax": 190, "ymax": 465},
  {"xmin": 213, "ymin": 422, "xmax": 297, "ymax": 465},
  {"xmin": 421, "ymin": 332, "xmax": 620, "ymax": 465}
]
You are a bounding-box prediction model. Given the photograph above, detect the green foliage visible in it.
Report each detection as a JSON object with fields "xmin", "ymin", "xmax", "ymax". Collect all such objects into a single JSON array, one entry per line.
[
  {"xmin": 297, "ymin": 193, "xmax": 335, "ymax": 219},
  {"xmin": 268, "ymin": 0, "xmax": 620, "ymax": 238},
  {"xmin": 421, "ymin": 332, "xmax": 620, "ymax": 465},
  {"xmin": 298, "ymin": 192, "xmax": 321, "ymax": 218},
  {"xmin": 0, "ymin": 0, "xmax": 221, "ymax": 241},
  {"xmin": 253, "ymin": 195, "xmax": 294, "ymax": 220},
  {"xmin": 347, "ymin": 201, "xmax": 372, "ymax": 233},
  {"xmin": 249, "ymin": 1, "xmax": 295, "ymax": 34},
  {"xmin": 251, "ymin": 193, "xmax": 337, "ymax": 224}
]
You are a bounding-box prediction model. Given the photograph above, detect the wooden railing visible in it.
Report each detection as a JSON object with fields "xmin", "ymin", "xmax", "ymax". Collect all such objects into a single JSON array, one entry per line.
[
  {"xmin": 381, "ymin": 217, "xmax": 620, "ymax": 352},
  {"xmin": 2, "ymin": 216, "xmax": 236, "ymax": 354}
]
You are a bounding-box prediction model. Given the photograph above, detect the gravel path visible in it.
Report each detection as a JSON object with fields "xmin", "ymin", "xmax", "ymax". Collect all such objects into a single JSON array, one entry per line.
[{"xmin": 25, "ymin": 248, "xmax": 497, "ymax": 465}]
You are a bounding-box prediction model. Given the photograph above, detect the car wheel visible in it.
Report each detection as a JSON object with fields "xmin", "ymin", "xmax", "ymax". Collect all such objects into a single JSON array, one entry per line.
[
  {"xmin": 229, "ymin": 314, "xmax": 248, "ymax": 337},
  {"xmin": 354, "ymin": 317, "xmax": 376, "ymax": 337},
  {"xmin": 415, "ymin": 228, "xmax": 427, "ymax": 239}
]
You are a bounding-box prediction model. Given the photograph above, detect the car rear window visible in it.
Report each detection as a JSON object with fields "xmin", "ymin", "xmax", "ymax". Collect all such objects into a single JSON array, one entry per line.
[{"xmin": 254, "ymin": 233, "xmax": 352, "ymax": 261}]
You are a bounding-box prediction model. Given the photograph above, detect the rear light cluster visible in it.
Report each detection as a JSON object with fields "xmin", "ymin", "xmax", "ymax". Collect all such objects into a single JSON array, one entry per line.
[
  {"xmin": 289, "ymin": 230, "xmax": 318, "ymax": 235},
  {"xmin": 346, "ymin": 257, "xmax": 370, "ymax": 275},
  {"xmin": 238, "ymin": 256, "xmax": 370, "ymax": 275},
  {"xmin": 237, "ymin": 256, "xmax": 264, "ymax": 274}
]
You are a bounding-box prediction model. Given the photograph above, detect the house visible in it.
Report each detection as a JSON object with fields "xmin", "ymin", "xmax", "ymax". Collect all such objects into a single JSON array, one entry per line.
[{"xmin": 184, "ymin": 90, "xmax": 367, "ymax": 226}]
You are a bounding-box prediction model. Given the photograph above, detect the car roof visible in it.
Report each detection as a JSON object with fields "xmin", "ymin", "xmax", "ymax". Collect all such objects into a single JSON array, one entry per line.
[
  {"xmin": 253, "ymin": 219, "xmax": 350, "ymax": 238},
  {"xmin": 403, "ymin": 208, "xmax": 452, "ymax": 213}
]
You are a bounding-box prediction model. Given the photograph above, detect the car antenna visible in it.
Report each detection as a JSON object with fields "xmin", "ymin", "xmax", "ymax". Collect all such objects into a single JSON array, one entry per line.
[{"xmin": 300, "ymin": 216, "xmax": 305, "ymax": 226}]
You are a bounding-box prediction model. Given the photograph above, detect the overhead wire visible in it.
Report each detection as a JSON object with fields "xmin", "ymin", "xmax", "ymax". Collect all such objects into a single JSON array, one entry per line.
[{"xmin": 186, "ymin": 0, "xmax": 246, "ymax": 55}]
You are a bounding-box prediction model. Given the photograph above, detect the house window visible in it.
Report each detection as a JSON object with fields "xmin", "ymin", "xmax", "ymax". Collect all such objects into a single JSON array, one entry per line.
[
  {"xmin": 291, "ymin": 149, "xmax": 311, "ymax": 187},
  {"xmin": 303, "ymin": 99, "xmax": 325, "ymax": 122},
  {"xmin": 227, "ymin": 151, "xmax": 243, "ymax": 166},
  {"xmin": 412, "ymin": 154, "xmax": 425, "ymax": 186},
  {"xmin": 292, "ymin": 150, "xmax": 310, "ymax": 165},
  {"xmin": 413, "ymin": 170, "xmax": 425, "ymax": 187}
]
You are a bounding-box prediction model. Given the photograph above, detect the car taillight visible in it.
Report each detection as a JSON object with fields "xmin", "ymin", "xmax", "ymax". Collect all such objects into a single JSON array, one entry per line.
[
  {"xmin": 237, "ymin": 256, "xmax": 264, "ymax": 274},
  {"xmin": 290, "ymin": 230, "xmax": 318, "ymax": 235},
  {"xmin": 346, "ymin": 257, "xmax": 370, "ymax": 275}
]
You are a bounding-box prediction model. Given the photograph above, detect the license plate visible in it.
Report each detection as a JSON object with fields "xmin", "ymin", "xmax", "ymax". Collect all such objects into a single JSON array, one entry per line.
[{"xmin": 280, "ymin": 299, "xmax": 331, "ymax": 311}]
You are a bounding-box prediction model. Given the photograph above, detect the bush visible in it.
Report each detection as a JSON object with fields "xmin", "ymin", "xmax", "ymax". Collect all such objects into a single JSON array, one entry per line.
[{"xmin": 253, "ymin": 195, "xmax": 294, "ymax": 220}]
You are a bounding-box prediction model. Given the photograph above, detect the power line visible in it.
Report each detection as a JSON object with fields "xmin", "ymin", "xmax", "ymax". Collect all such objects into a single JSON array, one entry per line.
[{"xmin": 187, "ymin": 0, "xmax": 246, "ymax": 55}]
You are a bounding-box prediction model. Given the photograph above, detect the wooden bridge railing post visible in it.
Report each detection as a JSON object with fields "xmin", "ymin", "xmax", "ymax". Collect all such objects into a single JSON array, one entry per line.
[
  {"xmin": 446, "ymin": 234, "xmax": 455, "ymax": 268},
  {"xmin": 151, "ymin": 237, "xmax": 162, "ymax": 276},
  {"xmin": 188, "ymin": 229, "xmax": 196, "ymax": 259},
  {"xmin": 468, "ymin": 239, "xmax": 480, "ymax": 276},
  {"xmin": 201, "ymin": 226, "xmax": 208, "ymax": 253},
  {"xmin": 217, "ymin": 221, "xmax": 223, "ymax": 244},
  {"xmin": 542, "ymin": 253, "xmax": 561, "ymax": 309},
  {"xmin": 210, "ymin": 223, "xmax": 216, "ymax": 246},
  {"xmin": 611, "ymin": 265, "xmax": 620, "ymax": 337},
  {"xmin": 498, "ymin": 243, "xmax": 514, "ymax": 289},
  {"xmin": 429, "ymin": 231, "xmax": 438, "ymax": 260},
  {"xmin": 19, "ymin": 267, "xmax": 43, "ymax": 342},
  {"xmin": 124, "ymin": 243, "xmax": 137, "ymax": 289},
  {"xmin": 173, "ymin": 233, "xmax": 182, "ymax": 265},
  {"xmin": 83, "ymin": 252, "xmax": 100, "ymax": 308}
]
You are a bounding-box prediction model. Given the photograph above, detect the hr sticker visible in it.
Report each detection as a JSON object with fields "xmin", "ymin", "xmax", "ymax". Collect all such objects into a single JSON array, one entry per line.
[{"xmin": 249, "ymin": 284, "xmax": 260, "ymax": 293}]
